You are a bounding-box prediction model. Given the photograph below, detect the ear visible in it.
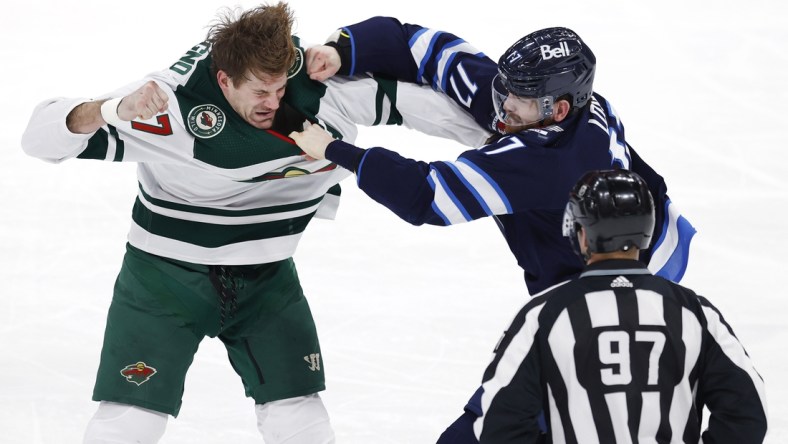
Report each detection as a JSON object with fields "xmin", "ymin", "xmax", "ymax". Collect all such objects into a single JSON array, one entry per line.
[
  {"xmin": 552, "ymin": 99, "xmax": 572, "ymax": 123},
  {"xmin": 216, "ymin": 70, "xmax": 232, "ymax": 93},
  {"xmin": 578, "ymin": 227, "xmax": 589, "ymax": 255}
]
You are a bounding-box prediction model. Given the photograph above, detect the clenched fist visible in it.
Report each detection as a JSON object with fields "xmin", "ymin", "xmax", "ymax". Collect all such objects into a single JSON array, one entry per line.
[
  {"xmin": 305, "ymin": 45, "xmax": 341, "ymax": 82},
  {"xmin": 117, "ymin": 80, "xmax": 170, "ymax": 121}
]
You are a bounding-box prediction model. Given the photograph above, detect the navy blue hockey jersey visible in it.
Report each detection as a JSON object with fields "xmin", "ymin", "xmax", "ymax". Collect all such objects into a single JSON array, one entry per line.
[{"xmin": 326, "ymin": 17, "xmax": 695, "ymax": 295}]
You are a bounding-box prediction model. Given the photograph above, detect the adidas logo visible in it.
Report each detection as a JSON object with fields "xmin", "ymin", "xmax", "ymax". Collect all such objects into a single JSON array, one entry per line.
[{"xmin": 611, "ymin": 276, "xmax": 633, "ymax": 288}]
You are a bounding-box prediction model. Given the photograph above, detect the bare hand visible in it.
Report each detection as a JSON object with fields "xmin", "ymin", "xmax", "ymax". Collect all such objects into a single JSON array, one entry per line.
[
  {"xmin": 306, "ymin": 45, "xmax": 341, "ymax": 82},
  {"xmin": 118, "ymin": 80, "xmax": 169, "ymax": 121},
  {"xmin": 289, "ymin": 121, "xmax": 335, "ymax": 160}
]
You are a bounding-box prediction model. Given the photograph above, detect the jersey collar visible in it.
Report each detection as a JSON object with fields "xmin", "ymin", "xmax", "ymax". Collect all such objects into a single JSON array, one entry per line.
[{"xmin": 579, "ymin": 259, "xmax": 651, "ymax": 278}]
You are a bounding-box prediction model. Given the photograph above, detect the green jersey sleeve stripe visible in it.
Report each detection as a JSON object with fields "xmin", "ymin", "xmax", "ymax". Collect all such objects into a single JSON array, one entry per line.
[
  {"xmin": 77, "ymin": 129, "xmax": 109, "ymax": 160},
  {"xmin": 109, "ymin": 125, "xmax": 125, "ymax": 161},
  {"xmin": 374, "ymin": 75, "xmax": 403, "ymax": 126}
]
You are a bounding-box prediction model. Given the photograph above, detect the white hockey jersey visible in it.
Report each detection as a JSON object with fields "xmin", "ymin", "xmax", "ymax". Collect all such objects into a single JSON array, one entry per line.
[{"xmin": 21, "ymin": 37, "xmax": 489, "ymax": 265}]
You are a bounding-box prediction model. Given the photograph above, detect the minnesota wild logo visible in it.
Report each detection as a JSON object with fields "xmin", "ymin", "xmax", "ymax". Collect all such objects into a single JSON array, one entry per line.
[
  {"xmin": 287, "ymin": 47, "xmax": 304, "ymax": 79},
  {"xmin": 187, "ymin": 104, "xmax": 225, "ymax": 139},
  {"xmin": 243, "ymin": 163, "xmax": 339, "ymax": 182},
  {"xmin": 120, "ymin": 362, "xmax": 157, "ymax": 386}
]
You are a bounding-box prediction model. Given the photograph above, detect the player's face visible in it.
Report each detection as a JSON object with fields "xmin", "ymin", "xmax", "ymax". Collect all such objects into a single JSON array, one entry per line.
[
  {"xmin": 219, "ymin": 70, "xmax": 288, "ymax": 129},
  {"xmin": 502, "ymin": 94, "xmax": 544, "ymax": 127},
  {"xmin": 491, "ymin": 75, "xmax": 553, "ymax": 132}
]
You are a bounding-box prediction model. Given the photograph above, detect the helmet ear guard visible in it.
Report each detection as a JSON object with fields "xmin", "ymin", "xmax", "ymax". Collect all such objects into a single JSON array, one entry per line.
[
  {"xmin": 562, "ymin": 201, "xmax": 586, "ymax": 259},
  {"xmin": 563, "ymin": 170, "xmax": 655, "ymax": 260}
]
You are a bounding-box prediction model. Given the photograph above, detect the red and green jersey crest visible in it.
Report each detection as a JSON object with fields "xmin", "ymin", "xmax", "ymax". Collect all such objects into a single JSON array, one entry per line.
[{"xmin": 120, "ymin": 362, "xmax": 157, "ymax": 386}]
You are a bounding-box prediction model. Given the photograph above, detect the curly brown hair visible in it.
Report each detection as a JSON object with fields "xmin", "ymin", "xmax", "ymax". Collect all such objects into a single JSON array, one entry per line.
[{"xmin": 207, "ymin": 2, "xmax": 296, "ymax": 85}]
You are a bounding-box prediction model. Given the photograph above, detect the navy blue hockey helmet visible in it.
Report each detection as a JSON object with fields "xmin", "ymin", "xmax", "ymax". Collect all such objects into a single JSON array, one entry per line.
[
  {"xmin": 492, "ymin": 27, "xmax": 596, "ymax": 125},
  {"xmin": 562, "ymin": 169, "xmax": 655, "ymax": 259}
]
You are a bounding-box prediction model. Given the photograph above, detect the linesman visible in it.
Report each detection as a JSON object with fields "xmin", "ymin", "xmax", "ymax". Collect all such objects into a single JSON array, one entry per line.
[{"xmin": 475, "ymin": 169, "xmax": 767, "ymax": 443}]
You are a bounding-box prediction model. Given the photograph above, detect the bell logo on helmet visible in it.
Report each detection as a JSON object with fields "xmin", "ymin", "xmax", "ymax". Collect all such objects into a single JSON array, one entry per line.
[{"xmin": 540, "ymin": 41, "xmax": 572, "ymax": 60}]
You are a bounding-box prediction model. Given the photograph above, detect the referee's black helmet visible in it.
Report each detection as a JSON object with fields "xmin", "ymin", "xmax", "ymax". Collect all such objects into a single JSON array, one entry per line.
[{"xmin": 563, "ymin": 169, "xmax": 655, "ymax": 258}]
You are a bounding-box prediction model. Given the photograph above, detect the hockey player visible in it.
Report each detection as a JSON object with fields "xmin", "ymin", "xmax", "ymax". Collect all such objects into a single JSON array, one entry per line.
[
  {"xmin": 474, "ymin": 169, "xmax": 767, "ymax": 443},
  {"xmin": 20, "ymin": 4, "xmax": 488, "ymax": 444},
  {"xmin": 291, "ymin": 17, "xmax": 697, "ymax": 442}
]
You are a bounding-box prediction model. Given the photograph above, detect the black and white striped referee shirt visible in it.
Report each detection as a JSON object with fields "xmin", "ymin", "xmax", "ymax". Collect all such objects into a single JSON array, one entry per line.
[{"xmin": 475, "ymin": 259, "xmax": 767, "ymax": 444}]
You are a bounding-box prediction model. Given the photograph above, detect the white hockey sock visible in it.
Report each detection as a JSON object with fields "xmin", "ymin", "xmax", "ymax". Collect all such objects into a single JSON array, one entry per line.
[
  {"xmin": 83, "ymin": 401, "xmax": 168, "ymax": 444},
  {"xmin": 256, "ymin": 394, "xmax": 335, "ymax": 444}
]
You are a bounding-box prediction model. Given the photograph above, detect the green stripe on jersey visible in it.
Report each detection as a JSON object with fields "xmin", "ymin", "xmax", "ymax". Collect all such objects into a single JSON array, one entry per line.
[
  {"xmin": 131, "ymin": 198, "xmax": 315, "ymax": 248},
  {"xmin": 326, "ymin": 184, "xmax": 341, "ymax": 197},
  {"xmin": 77, "ymin": 126, "xmax": 125, "ymax": 161},
  {"xmin": 109, "ymin": 126, "xmax": 125, "ymax": 161},
  {"xmin": 373, "ymin": 75, "xmax": 403, "ymax": 126},
  {"xmin": 138, "ymin": 183, "xmax": 324, "ymax": 217},
  {"xmin": 77, "ymin": 129, "xmax": 109, "ymax": 160}
]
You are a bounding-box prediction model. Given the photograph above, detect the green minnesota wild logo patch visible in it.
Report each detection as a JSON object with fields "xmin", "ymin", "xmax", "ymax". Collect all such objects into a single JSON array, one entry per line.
[
  {"xmin": 287, "ymin": 47, "xmax": 304, "ymax": 79},
  {"xmin": 187, "ymin": 104, "xmax": 226, "ymax": 139},
  {"xmin": 120, "ymin": 362, "xmax": 157, "ymax": 386}
]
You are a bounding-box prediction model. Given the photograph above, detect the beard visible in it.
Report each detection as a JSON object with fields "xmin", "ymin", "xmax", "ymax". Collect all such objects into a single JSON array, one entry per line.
[{"xmin": 503, "ymin": 118, "xmax": 554, "ymax": 134}]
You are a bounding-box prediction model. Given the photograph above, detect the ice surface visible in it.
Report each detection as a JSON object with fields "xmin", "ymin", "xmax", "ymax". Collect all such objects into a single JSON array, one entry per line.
[{"xmin": 2, "ymin": 1, "xmax": 786, "ymax": 442}]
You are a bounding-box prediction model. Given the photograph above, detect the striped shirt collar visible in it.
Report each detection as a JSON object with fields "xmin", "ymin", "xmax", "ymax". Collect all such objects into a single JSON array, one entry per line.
[{"xmin": 579, "ymin": 259, "xmax": 652, "ymax": 278}]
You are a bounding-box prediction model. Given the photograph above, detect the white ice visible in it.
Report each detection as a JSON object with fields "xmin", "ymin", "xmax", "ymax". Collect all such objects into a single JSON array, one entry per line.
[{"xmin": 1, "ymin": 0, "xmax": 786, "ymax": 442}]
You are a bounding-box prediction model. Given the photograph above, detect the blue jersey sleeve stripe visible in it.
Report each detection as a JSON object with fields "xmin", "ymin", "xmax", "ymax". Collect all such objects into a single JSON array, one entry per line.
[
  {"xmin": 605, "ymin": 99, "xmax": 624, "ymax": 133},
  {"xmin": 601, "ymin": 100, "xmax": 631, "ymax": 169},
  {"xmin": 355, "ymin": 149, "xmax": 373, "ymax": 186},
  {"xmin": 607, "ymin": 128, "xmax": 631, "ymax": 170},
  {"xmin": 653, "ymin": 215, "xmax": 696, "ymax": 282},
  {"xmin": 408, "ymin": 28, "xmax": 434, "ymax": 85},
  {"xmin": 651, "ymin": 199, "xmax": 672, "ymax": 254},
  {"xmin": 436, "ymin": 42, "xmax": 483, "ymax": 93},
  {"xmin": 588, "ymin": 96, "xmax": 610, "ymax": 134},
  {"xmin": 648, "ymin": 199, "xmax": 697, "ymax": 282},
  {"xmin": 407, "ymin": 27, "xmax": 429, "ymax": 49},
  {"xmin": 457, "ymin": 158, "xmax": 513, "ymax": 213},
  {"xmin": 430, "ymin": 167, "xmax": 473, "ymax": 223},
  {"xmin": 410, "ymin": 30, "xmax": 443, "ymax": 83},
  {"xmin": 426, "ymin": 174, "xmax": 453, "ymax": 225},
  {"xmin": 341, "ymin": 27, "xmax": 357, "ymax": 76},
  {"xmin": 438, "ymin": 51, "xmax": 458, "ymax": 93},
  {"xmin": 444, "ymin": 162, "xmax": 494, "ymax": 216},
  {"xmin": 432, "ymin": 38, "xmax": 464, "ymax": 91}
]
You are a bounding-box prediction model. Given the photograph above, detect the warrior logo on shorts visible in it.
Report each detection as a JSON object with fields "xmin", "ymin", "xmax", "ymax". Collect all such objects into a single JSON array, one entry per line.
[
  {"xmin": 304, "ymin": 353, "xmax": 321, "ymax": 371},
  {"xmin": 287, "ymin": 47, "xmax": 304, "ymax": 79},
  {"xmin": 120, "ymin": 362, "xmax": 157, "ymax": 386},
  {"xmin": 187, "ymin": 104, "xmax": 225, "ymax": 139}
]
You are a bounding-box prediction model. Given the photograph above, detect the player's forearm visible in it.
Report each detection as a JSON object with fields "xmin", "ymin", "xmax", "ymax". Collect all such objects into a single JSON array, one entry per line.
[
  {"xmin": 66, "ymin": 100, "xmax": 108, "ymax": 134},
  {"xmin": 328, "ymin": 142, "xmax": 442, "ymax": 226},
  {"xmin": 325, "ymin": 139, "xmax": 365, "ymax": 172},
  {"xmin": 335, "ymin": 17, "xmax": 419, "ymax": 80}
]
